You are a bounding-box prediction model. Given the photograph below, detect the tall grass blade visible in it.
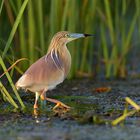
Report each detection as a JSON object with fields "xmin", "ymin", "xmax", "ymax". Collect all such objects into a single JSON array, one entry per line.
[
  {"xmin": 50, "ymin": 0, "xmax": 59, "ymax": 35},
  {"xmin": 61, "ymin": 0, "xmax": 69, "ymax": 30},
  {"xmin": 17, "ymin": 0, "xmax": 27, "ymax": 61},
  {"xmin": 100, "ymin": 23, "xmax": 109, "ymax": 78},
  {"xmin": 67, "ymin": 0, "xmax": 78, "ymax": 78},
  {"xmin": 0, "ymin": 81, "xmax": 18, "ymax": 108},
  {"xmin": 80, "ymin": 0, "xmax": 96, "ymax": 75},
  {"xmin": 36, "ymin": 0, "xmax": 45, "ymax": 54},
  {"xmin": 0, "ymin": 0, "xmax": 4, "ymax": 15},
  {"xmin": 9, "ymin": 0, "xmax": 18, "ymax": 15},
  {"xmin": 0, "ymin": 56, "xmax": 25, "ymax": 109},
  {"xmin": 28, "ymin": 0, "xmax": 35, "ymax": 64},
  {"xmin": 2, "ymin": 0, "xmax": 29, "ymax": 58}
]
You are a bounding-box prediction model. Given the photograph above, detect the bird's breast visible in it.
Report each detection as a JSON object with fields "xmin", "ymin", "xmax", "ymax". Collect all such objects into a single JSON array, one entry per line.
[{"xmin": 59, "ymin": 47, "xmax": 71, "ymax": 78}]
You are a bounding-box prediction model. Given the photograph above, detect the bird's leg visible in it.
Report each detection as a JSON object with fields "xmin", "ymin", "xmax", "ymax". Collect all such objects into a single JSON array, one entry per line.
[
  {"xmin": 40, "ymin": 91, "xmax": 46, "ymax": 109},
  {"xmin": 40, "ymin": 92, "xmax": 70, "ymax": 110},
  {"xmin": 46, "ymin": 97, "xmax": 71, "ymax": 110},
  {"xmin": 34, "ymin": 92, "xmax": 40, "ymax": 109}
]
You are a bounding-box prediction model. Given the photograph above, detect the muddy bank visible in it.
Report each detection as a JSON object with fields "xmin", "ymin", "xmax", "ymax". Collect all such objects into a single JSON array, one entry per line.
[{"xmin": 1, "ymin": 79, "xmax": 140, "ymax": 140}]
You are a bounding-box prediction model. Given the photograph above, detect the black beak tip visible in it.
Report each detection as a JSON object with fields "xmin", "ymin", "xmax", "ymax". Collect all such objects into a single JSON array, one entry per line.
[{"xmin": 84, "ymin": 34, "xmax": 94, "ymax": 37}]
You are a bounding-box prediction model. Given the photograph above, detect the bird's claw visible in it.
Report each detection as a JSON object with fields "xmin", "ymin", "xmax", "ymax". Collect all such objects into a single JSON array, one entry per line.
[
  {"xmin": 53, "ymin": 102, "xmax": 71, "ymax": 113},
  {"xmin": 34, "ymin": 104, "xmax": 39, "ymax": 109}
]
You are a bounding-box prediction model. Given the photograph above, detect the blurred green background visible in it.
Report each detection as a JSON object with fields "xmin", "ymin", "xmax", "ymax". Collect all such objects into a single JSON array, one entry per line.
[{"xmin": 0, "ymin": 0, "xmax": 140, "ymax": 79}]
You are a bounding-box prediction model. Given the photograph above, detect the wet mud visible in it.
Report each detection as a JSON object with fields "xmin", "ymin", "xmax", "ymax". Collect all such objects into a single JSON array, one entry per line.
[{"xmin": 1, "ymin": 79, "xmax": 140, "ymax": 140}]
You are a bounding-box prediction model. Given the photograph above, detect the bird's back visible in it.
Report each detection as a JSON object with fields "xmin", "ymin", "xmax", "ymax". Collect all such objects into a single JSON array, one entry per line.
[{"xmin": 16, "ymin": 53, "xmax": 65, "ymax": 92}]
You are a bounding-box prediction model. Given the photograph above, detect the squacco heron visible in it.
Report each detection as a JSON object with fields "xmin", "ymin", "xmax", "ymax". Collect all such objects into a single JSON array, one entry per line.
[{"xmin": 15, "ymin": 31, "xmax": 93, "ymax": 110}]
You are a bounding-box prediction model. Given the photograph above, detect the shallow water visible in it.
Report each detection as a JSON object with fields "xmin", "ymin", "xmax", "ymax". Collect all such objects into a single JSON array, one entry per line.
[{"xmin": 1, "ymin": 79, "xmax": 140, "ymax": 140}]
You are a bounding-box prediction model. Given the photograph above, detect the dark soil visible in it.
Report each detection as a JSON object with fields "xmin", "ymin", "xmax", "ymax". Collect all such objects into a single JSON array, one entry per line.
[{"xmin": 1, "ymin": 79, "xmax": 140, "ymax": 140}]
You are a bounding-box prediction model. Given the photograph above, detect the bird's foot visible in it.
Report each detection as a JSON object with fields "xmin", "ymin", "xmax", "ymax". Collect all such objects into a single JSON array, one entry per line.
[
  {"xmin": 34, "ymin": 103, "xmax": 39, "ymax": 109},
  {"xmin": 53, "ymin": 102, "xmax": 71, "ymax": 113},
  {"xmin": 40, "ymin": 95, "xmax": 71, "ymax": 113},
  {"xmin": 33, "ymin": 108, "xmax": 40, "ymax": 117},
  {"xmin": 33, "ymin": 103, "xmax": 39, "ymax": 117}
]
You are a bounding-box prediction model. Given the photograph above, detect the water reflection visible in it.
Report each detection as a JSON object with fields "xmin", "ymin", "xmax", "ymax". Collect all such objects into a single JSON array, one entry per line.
[{"xmin": 33, "ymin": 109, "xmax": 51, "ymax": 123}]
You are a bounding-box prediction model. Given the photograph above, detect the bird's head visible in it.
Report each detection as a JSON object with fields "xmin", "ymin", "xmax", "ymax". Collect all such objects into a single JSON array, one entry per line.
[
  {"xmin": 48, "ymin": 31, "xmax": 94, "ymax": 50},
  {"xmin": 52, "ymin": 31, "xmax": 94, "ymax": 43}
]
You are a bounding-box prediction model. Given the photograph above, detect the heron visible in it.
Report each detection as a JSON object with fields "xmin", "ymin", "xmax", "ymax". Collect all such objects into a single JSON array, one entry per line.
[{"xmin": 15, "ymin": 31, "xmax": 93, "ymax": 111}]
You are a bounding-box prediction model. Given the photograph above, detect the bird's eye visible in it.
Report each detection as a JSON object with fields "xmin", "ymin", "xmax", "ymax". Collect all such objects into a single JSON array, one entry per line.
[{"xmin": 65, "ymin": 34, "xmax": 70, "ymax": 38}]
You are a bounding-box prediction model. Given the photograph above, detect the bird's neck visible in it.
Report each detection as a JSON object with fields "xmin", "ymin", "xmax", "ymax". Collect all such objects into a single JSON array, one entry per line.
[
  {"xmin": 47, "ymin": 39, "xmax": 66, "ymax": 54},
  {"xmin": 59, "ymin": 46, "xmax": 71, "ymax": 78},
  {"xmin": 47, "ymin": 41, "xmax": 71, "ymax": 77}
]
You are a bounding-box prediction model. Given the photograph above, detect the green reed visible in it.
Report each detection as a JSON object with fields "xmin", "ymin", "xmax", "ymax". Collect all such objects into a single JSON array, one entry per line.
[
  {"xmin": 0, "ymin": 0, "xmax": 28, "ymax": 109},
  {"xmin": 0, "ymin": 56, "xmax": 25, "ymax": 109},
  {"xmin": 0, "ymin": 81, "xmax": 18, "ymax": 108},
  {"xmin": 0, "ymin": 0, "xmax": 140, "ymax": 80},
  {"xmin": 99, "ymin": 0, "xmax": 139, "ymax": 78},
  {"xmin": 0, "ymin": 0, "xmax": 4, "ymax": 15},
  {"xmin": 2, "ymin": 0, "xmax": 29, "ymax": 58}
]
